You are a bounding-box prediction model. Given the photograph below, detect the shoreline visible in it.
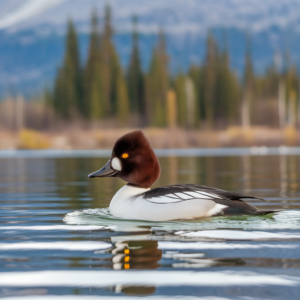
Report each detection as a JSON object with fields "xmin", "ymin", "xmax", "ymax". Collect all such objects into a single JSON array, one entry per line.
[{"xmin": 0, "ymin": 126, "xmax": 299, "ymax": 150}]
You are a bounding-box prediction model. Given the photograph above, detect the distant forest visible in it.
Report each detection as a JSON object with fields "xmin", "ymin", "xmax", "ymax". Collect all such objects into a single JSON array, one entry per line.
[{"xmin": 1, "ymin": 6, "xmax": 299, "ymax": 131}]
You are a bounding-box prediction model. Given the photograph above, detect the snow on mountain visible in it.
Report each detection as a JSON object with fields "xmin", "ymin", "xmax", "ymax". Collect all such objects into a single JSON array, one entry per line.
[
  {"xmin": 0, "ymin": 0, "xmax": 67, "ymax": 30},
  {"xmin": 1, "ymin": 0, "xmax": 300, "ymax": 34}
]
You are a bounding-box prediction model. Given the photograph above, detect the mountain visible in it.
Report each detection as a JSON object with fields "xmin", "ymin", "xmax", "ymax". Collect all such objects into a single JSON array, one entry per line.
[{"xmin": 0, "ymin": 0, "xmax": 300, "ymax": 97}]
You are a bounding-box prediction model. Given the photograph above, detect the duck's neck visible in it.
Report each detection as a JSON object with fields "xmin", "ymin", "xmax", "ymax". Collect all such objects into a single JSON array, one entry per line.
[{"xmin": 126, "ymin": 183, "xmax": 151, "ymax": 188}]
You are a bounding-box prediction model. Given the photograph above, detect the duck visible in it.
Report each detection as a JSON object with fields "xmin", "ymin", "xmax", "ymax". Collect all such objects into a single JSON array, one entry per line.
[{"xmin": 88, "ymin": 130, "xmax": 276, "ymax": 221}]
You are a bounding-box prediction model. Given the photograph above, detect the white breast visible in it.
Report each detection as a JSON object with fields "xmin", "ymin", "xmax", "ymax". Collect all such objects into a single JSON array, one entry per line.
[
  {"xmin": 109, "ymin": 185, "xmax": 150, "ymax": 217},
  {"xmin": 109, "ymin": 185, "xmax": 228, "ymax": 221}
]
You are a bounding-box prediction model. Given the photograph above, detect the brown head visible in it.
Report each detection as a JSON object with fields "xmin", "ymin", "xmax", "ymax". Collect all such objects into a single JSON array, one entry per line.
[{"xmin": 88, "ymin": 131, "xmax": 161, "ymax": 188}]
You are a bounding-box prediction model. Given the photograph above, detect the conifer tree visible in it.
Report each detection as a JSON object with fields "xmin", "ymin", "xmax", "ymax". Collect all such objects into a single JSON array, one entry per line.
[
  {"xmin": 242, "ymin": 34, "xmax": 254, "ymax": 129},
  {"xmin": 127, "ymin": 16, "xmax": 145, "ymax": 119},
  {"xmin": 53, "ymin": 20, "xmax": 82, "ymax": 118},
  {"xmin": 174, "ymin": 72, "xmax": 187, "ymax": 127},
  {"xmin": 285, "ymin": 56, "xmax": 298, "ymax": 127},
  {"xmin": 216, "ymin": 38, "xmax": 239, "ymax": 126},
  {"xmin": 202, "ymin": 33, "xmax": 218, "ymax": 128},
  {"xmin": 166, "ymin": 89, "xmax": 177, "ymax": 128},
  {"xmin": 146, "ymin": 30, "xmax": 169, "ymax": 127},
  {"xmin": 84, "ymin": 11, "xmax": 105, "ymax": 120},
  {"xmin": 215, "ymin": 44, "xmax": 227, "ymax": 121},
  {"xmin": 185, "ymin": 76, "xmax": 196, "ymax": 128},
  {"xmin": 189, "ymin": 64, "xmax": 202, "ymax": 127},
  {"xmin": 101, "ymin": 5, "xmax": 116, "ymax": 115},
  {"xmin": 115, "ymin": 58, "xmax": 130, "ymax": 124}
]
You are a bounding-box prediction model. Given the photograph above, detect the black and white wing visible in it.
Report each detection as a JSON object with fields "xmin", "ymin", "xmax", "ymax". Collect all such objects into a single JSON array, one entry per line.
[{"xmin": 139, "ymin": 184, "xmax": 275, "ymax": 216}]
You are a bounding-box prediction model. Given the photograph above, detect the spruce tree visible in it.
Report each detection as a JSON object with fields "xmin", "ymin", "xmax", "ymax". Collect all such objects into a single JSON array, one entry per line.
[
  {"xmin": 101, "ymin": 5, "xmax": 116, "ymax": 115},
  {"xmin": 189, "ymin": 64, "xmax": 202, "ymax": 127},
  {"xmin": 202, "ymin": 33, "xmax": 218, "ymax": 128},
  {"xmin": 174, "ymin": 72, "xmax": 186, "ymax": 127},
  {"xmin": 127, "ymin": 16, "xmax": 145, "ymax": 119},
  {"xmin": 115, "ymin": 57, "xmax": 130, "ymax": 124},
  {"xmin": 84, "ymin": 11, "xmax": 105, "ymax": 120},
  {"xmin": 242, "ymin": 34, "xmax": 254, "ymax": 129},
  {"xmin": 185, "ymin": 76, "xmax": 196, "ymax": 129},
  {"xmin": 53, "ymin": 19, "xmax": 82, "ymax": 118},
  {"xmin": 216, "ymin": 38, "xmax": 239, "ymax": 126},
  {"xmin": 284, "ymin": 56, "xmax": 298, "ymax": 127},
  {"xmin": 146, "ymin": 29, "xmax": 169, "ymax": 127},
  {"xmin": 166, "ymin": 89, "xmax": 177, "ymax": 128}
]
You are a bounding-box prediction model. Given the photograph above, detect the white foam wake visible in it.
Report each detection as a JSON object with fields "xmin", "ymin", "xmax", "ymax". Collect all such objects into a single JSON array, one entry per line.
[{"xmin": 63, "ymin": 208, "xmax": 300, "ymax": 231}]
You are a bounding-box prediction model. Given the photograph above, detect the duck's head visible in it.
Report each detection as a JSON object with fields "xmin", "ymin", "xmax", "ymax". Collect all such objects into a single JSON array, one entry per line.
[{"xmin": 88, "ymin": 130, "xmax": 160, "ymax": 188}]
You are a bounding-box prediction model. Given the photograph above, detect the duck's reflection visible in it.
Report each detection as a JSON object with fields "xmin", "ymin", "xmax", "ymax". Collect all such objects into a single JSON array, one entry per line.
[
  {"xmin": 106, "ymin": 239, "xmax": 245, "ymax": 270},
  {"xmin": 115, "ymin": 285, "xmax": 156, "ymax": 296},
  {"xmin": 111, "ymin": 240, "xmax": 162, "ymax": 270},
  {"xmin": 108, "ymin": 240, "xmax": 160, "ymax": 296},
  {"xmin": 92, "ymin": 239, "xmax": 247, "ymax": 296}
]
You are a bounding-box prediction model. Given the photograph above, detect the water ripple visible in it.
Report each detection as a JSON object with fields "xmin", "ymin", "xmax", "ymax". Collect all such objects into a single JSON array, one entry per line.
[{"xmin": 63, "ymin": 208, "xmax": 300, "ymax": 232}]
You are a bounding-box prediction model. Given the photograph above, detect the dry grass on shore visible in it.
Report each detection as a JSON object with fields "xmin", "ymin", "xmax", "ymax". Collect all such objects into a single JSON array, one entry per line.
[{"xmin": 0, "ymin": 126, "xmax": 299, "ymax": 150}]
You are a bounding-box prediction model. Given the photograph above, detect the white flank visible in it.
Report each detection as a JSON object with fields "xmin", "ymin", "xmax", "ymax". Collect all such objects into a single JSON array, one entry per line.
[
  {"xmin": 206, "ymin": 204, "xmax": 228, "ymax": 216},
  {"xmin": 0, "ymin": 270, "xmax": 299, "ymax": 287},
  {"xmin": 0, "ymin": 241, "xmax": 111, "ymax": 251}
]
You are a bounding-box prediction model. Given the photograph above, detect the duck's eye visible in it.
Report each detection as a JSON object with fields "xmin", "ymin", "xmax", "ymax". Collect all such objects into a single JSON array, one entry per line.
[{"xmin": 122, "ymin": 153, "xmax": 129, "ymax": 159}]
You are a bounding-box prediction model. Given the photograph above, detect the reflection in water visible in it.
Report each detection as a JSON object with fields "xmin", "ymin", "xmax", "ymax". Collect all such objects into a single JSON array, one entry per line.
[
  {"xmin": 242, "ymin": 156, "xmax": 251, "ymax": 194},
  {"xmin": 42, "ymin": 155, "xmax": 300, "ymax": 212},
  {"xmin": 1, "ymin": 154, "xmax": 300, "ymax": 299},
  {"xmin": 290, "ymin": 156, "xmax": 298, "ymax": 196},
  {"xmin": 116, "ymin": 285, "xmax": 156, "ymax": 296},
  {"xmin": 96, "ymin": 238, "xmax": 247, "ymax": 296},
  {"xmin": 64, "ymin": 207, "xmax": 300, "ymax": 230},
  {"xmin": 110, "ymin": 240, "xmax": 162, "ymax": 270},
  {"xmin": 280, "ymin": 155, "xmax": 288, "ymax": 198},
  {"xmin": 107, "ymin": 240, "xmax": 161, "ymax": 296},
  {"xmin": 163, "ymin": 250, "xmax": 245, "ymax": 269},
  {"xmin": 167, "ymin": 156, "xmax": 178, "ymax": 185}
]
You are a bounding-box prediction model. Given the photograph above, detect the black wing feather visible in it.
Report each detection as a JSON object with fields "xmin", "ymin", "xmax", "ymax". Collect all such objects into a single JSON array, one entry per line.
[
  {"xmin": 140, "ymin": 184, "xmax": 275, "ymax": 216},
  {"xmin": 142, "ymin": 184, "xmax": 265, "ymax": 201}
]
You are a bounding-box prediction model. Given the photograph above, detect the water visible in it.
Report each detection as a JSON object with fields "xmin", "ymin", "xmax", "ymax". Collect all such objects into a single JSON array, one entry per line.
[{"xmin": 1, "ymin": 151, "xmax": 300, "ymax": 299}]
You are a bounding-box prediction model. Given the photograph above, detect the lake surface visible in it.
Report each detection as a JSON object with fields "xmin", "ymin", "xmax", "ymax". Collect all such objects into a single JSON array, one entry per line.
[{"xmin": 1, "ymin": 150, "xmax": 300, "ymax": 299}]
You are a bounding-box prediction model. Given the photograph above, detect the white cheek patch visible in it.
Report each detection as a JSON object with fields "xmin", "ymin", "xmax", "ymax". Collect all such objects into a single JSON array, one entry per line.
[{"xmin": 111, "ymin": 157, "xmax": 122, "ymax": 171}]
